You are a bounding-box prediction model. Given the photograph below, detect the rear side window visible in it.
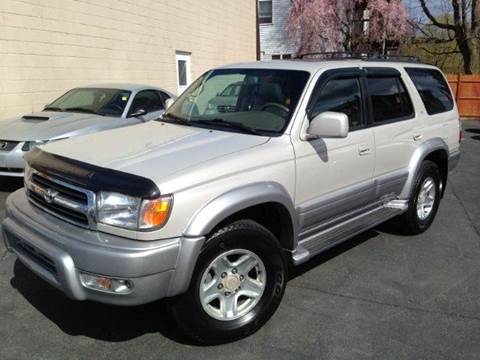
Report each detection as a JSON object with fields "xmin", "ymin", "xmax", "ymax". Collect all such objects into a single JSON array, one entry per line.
[
  {"xmin": 367, "ymin": 77, "xmax": 414, "ymax": 123},
  {"xmin": 405, "ymin": 68, "xmax": 454, "ymax": 115}
]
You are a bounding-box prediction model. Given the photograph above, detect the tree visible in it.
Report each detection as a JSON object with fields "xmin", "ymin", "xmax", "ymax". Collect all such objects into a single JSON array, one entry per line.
[
  {"xmin": 412, "ymin": 0, "xmax": 480, "ymax": 74},
  {"xmin": 287, "ymin": 0, "xmax": 408, "ymax": 56}
]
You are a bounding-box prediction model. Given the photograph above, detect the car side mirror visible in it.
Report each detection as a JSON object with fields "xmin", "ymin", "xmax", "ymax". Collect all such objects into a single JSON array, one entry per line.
[
  {"xmin": 306, "ymin": 112, "xmax": 349, "ymax": 139},
  {"xmin": 129, "ymin": 108, "xmax": 147, "ymax": 118},
  {"xmin": 164, "ymin": 98, "xmax": 174, "ymax": 110}
]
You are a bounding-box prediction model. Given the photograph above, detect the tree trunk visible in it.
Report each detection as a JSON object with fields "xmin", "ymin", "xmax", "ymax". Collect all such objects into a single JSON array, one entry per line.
[{"xmin": 468, "ymin": 38, "xmax": 480, "ymax": 74}]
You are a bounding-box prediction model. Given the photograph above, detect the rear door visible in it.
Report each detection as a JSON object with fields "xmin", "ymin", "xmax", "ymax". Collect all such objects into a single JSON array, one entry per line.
[{"xmin": 364, "ymin": 67, "xmax": 419, "ymax": 199}]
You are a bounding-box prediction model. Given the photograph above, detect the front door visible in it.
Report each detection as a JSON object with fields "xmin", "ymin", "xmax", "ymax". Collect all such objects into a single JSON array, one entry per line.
[{"xmin": 293, "ymin": 68, "xmax": 376, "ymax": 237}]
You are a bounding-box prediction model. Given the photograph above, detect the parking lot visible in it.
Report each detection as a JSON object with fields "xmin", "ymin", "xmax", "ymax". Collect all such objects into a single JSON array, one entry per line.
[{"xmin": 0, "ymin": 120, "xmax": 479, "ymax": 360}]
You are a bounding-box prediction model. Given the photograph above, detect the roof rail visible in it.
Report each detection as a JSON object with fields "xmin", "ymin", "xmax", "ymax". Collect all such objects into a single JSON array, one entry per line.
[{"xmin": 295, "ymin": 52, "xmax": 421, "ymax": 63}]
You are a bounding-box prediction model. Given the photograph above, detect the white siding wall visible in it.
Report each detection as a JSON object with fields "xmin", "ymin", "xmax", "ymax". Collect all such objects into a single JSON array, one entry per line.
[{"xmin": 259, "ymin": 0, "xmax": 297, "ymax": 60}]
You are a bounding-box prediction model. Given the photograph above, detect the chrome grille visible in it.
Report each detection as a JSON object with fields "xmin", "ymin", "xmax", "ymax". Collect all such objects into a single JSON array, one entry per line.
[{"xmin": 26, "ymin": 170, "xmax": 96, "ymax": 229}]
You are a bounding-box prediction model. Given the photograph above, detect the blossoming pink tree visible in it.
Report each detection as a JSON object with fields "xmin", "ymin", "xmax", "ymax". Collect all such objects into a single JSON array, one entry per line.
[{"xmin": 287, "ymin": 0, "xmax": 409, "ymax": 56}]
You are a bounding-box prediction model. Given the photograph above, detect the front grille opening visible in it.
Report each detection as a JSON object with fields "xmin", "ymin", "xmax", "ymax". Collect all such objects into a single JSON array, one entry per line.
[
  {"xmin": 14, "ymin": 238, "xmax": 57, "ymax": 275},
  {"xmin": 0, "ymin": 167, "xmax": 23, "ymax": 173},
  {"xmin": 29, "ymin": 190, "xmax": 89, "ymax": 226},
  {"xmin": 0, "ymin": 140, "xmax": 20, "ymax": 152},
  {"xmin": 32, "ymin": 174, "xmax": 88, "ymax": 204}
]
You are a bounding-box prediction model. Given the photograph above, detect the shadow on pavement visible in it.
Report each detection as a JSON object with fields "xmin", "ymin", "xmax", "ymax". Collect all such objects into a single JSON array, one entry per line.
[
  {"xmin": 472, "ymin": 135, "xmax": 480, "ymax": 141},
  {"xmin": 10, "ymin": 229, "xmax": 380, "ymax": 344},
  {"xmin": 0, "ymin": 177, "xmax": 24, "ymax": 192},
  {"xmin": 10, "ymin": 260, "xmax": 192, "ymax": 345},
  {"xmin": 464, "ymin": 128, "xmax": 480, "ymax": 134},
  {"xmin": 288, "ymin": 229, "xmax": 378, "ymax": 280}
]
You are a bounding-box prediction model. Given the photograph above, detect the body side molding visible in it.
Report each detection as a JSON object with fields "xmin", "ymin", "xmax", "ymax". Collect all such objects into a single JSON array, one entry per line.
[
  {"xmin": 183, "ymin": 182, "xmax": 298, "ymax": 245},
  {"xmin": 399, "ymin": 137, "xmax": 449, "ymax": 200}
]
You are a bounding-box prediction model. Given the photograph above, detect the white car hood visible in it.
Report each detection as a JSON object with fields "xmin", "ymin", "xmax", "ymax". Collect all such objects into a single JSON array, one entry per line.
[
  {"xmin": 42, "ymin": 121, "xmax": 270, "ymax": 183},
  {"xmin": 0, "ymin": 111, "xmax": 127, "ymax": 141}
]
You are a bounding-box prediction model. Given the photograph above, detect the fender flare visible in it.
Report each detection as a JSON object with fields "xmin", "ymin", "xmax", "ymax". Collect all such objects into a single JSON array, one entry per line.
[
  {"xmin": 399, "ymin": 137, "xmax": 449, "ymax": 200},
  {"xmin": 183, "ymin": 181, "xmax": 298, "ymax": 243}
]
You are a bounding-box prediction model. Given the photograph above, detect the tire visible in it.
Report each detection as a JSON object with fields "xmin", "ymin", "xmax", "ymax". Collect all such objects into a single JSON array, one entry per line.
[
  {"xmin": 169, "ymin": 220, "xmax": 287, "ymax": 345},
  {"xmin": 396, "ymin": 160, "xmax": 442, "ymax": 235}
]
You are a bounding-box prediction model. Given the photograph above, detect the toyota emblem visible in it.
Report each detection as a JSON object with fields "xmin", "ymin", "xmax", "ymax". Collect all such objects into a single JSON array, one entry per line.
[{"xmin": 43, "ymin": 188, "xmax": 58, "ymax": 204}]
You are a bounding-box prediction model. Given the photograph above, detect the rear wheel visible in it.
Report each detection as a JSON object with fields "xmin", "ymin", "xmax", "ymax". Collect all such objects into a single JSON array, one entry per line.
[
  {"xmin": 395, "ymin": 160, "xmax": 441, "ymax": 235},
  {"xmin": 170, "ymin": 220, "xmax": 287, "ymax": 344}
]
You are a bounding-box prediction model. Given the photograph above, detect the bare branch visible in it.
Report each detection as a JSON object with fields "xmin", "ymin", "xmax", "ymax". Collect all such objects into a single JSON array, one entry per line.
[
  {"xmin": 420, "ymin": 47, "xmax": 461, "ymax": 55},
  {"xmin": 418, "ymin": 0, "xmax": 456, "ymax": 30}
]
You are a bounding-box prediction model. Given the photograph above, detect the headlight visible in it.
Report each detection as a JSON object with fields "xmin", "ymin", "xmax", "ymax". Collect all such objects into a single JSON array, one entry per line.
[
  {"xmin": 96, "ymin": 192, "xmax": 173, "ymax": 230},
  {"xmin": 22, "ymin": 140, "xmax": 49, "ymax": 152}
]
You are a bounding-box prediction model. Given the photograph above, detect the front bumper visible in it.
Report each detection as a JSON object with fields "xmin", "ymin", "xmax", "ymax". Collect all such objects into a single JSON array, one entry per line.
[
  {"xmin": 0, "ymin": 144, "xmax": 26, "ymax": 177},
  {"xmin": 2, "ymin": 190, "xmax": 205, "ymax": 306}
]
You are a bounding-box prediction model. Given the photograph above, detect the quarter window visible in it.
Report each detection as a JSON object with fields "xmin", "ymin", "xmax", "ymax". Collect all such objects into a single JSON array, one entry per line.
[
  {"xmin": 367, "ymin": 77, "xmax": 414, "ymax": 123},
  {"xmin": 405, "ymin": 68, "xmax": 454, "ymax": 115},
  {"xmin": 309, "ymin": 78, "xmax": 364, "ymax": 129}
]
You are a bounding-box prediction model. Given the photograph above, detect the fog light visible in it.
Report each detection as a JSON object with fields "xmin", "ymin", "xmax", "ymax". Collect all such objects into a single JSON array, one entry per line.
[{"xmin": 79, "ymin": 272, "xmax": 133, "ymax": 294}]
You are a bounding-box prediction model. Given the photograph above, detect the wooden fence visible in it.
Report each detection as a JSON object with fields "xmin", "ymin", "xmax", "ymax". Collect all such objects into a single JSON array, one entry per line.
[{"xmin": 447, "ymin": 74, "xmax": 480, "ymax": 118}]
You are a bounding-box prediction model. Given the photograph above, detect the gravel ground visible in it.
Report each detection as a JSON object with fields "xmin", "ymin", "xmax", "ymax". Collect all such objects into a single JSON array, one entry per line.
[{"xmin": 0, "ymin": 120, "xmax": 479, "ymax": 359}]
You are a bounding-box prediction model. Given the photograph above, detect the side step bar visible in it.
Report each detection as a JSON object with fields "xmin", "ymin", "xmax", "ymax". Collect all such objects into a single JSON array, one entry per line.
[{"xmin": 292, "ymin": 200, "xmax": 407, "ymax": 266}]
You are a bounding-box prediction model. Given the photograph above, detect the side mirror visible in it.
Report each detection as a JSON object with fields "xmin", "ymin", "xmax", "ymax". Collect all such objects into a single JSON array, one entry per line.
[
  {"xmin": 129, "ymin": 108, "xmax": 147, "ymax": 118},
  {"xmin": 306, "ymin": 112, "xmax": 349, "ymax": 139},
  {"xmin": 164, "ymin": 98, "xmax": 174, "ymax": 110}
]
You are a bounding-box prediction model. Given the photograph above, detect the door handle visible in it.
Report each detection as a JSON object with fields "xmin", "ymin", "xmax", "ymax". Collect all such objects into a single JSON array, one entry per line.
[
  {"xmin": 359, "ymin": 147, "xmax": 371, "ymax": 156},
  {"xmin": 413, "ymin": 134, "xmax": 423, "ymax": 141}
]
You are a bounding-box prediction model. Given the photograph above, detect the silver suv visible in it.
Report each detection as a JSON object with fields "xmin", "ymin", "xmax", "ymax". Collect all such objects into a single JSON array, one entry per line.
[{"xmin": 2, "ymin": 59, "xmax": 460, "ymax": 344}]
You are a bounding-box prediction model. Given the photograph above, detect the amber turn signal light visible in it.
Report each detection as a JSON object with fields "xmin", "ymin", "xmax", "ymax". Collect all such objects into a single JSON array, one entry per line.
[{"xmin": 139, "ymin": 195, "xmax": 173, "ymax": 229}]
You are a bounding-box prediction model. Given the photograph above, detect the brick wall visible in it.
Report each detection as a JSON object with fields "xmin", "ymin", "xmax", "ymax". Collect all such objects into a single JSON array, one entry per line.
[
  {"xmin": 259, "ymin": 0, "xmax": 297, "ymax": 59},
  {"xmin": 0, "ymin": 0, "xmax": 257, "ymax": 119}
]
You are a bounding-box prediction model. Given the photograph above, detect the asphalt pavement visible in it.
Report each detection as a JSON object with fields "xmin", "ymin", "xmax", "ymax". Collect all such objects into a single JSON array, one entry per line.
[{"xmin": 0, "ymin": 120, "xmax": 479, "ymax": 359}]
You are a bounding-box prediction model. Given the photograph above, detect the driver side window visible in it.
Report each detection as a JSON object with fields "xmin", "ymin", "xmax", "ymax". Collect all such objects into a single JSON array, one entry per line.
[
  {"xmin": 128, "ymin": 90, "xmax": 164, "ymax": 116},
  {"xmin": 309, "ymin": 77, "xmax": 364, "ymax": 129}
]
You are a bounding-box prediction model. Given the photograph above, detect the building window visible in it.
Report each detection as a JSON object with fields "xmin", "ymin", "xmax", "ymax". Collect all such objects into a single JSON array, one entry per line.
[
  {"xmin": 259, "ymin": 0, "xmax": 272, "ymax": 24},
  {"xmin": 282, "ymin": 54, "xmax": 292, "ymax": 59},
  {"xmin": 272, "ymin": 54, "xmax": 281, "ymax": 60},
  {"xmin": 176, "ymin": 52, "xmax": 191, "ymax": 95}
]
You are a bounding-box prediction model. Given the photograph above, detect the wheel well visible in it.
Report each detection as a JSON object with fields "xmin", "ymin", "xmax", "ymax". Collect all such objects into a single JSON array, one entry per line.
[
  {"xmin": 209, "ymin": 202, "xmax": 295, "ymax": 250},
  {"xmin": 424, "ymin": 149, "xmax": 448, "ymax": 196}
]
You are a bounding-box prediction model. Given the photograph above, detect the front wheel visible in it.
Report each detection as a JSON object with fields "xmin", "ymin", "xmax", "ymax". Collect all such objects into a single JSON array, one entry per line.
[{"xmin": 169, "ymin": 220, "xmax": 287, "ymax": 344}]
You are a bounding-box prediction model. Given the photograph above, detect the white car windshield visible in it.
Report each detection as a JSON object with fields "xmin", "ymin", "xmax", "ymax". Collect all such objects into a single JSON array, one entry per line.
[
  {"xmin": 162, "ymin": 69, "xmax": 310, "ymax": 136},
  {"xmin": 45, "ymin": 88, "xmax": 132, "ymax": 117}
]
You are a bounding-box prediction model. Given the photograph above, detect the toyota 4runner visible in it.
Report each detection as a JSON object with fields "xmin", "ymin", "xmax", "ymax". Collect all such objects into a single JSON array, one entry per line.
[{"xmin": 2, "ymin": 58, "xmax": 461, "ymax": 344}]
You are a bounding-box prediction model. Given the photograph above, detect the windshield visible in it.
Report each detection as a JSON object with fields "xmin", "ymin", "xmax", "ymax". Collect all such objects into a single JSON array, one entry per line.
[
  {"xmin": 45, "ymin": 88, "xmax": 132, "ymax": 117},
  {"xmin": 163, "ymin": 69, "xmax": 310, "ymax": 136}
]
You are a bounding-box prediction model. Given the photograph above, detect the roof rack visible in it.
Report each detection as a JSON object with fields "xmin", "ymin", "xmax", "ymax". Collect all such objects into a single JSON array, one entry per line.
[{"xmin": 296, "ymin": 52, "xmax": 421, "ymax": 63}]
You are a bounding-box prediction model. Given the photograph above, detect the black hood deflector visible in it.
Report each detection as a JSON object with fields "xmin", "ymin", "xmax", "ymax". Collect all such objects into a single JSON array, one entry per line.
[{"xmin": 25, "ymin": 148, "xmax": 160, "ymax": 199}]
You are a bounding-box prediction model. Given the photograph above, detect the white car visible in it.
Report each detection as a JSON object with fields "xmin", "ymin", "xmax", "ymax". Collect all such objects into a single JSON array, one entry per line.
[{"xmin": 0, "ymin": 83, "xmax": 175, "ymax": 177}]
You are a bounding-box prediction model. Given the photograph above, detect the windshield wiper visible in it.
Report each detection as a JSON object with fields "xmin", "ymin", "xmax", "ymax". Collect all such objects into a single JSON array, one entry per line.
[
  {"xmin": 190, "ymin": 118, "xmax": 262, "ymax": 135},
  {"xmin": 159, "ymin": 113, "xmax": 191, "ymax": 125},
  {"xmin": 64, "ymin": 107, "xmax": 104, "ymax": 116},
  {"xmin": 43, "ymin": 106, "xmax": 63, "ymax": 112}
]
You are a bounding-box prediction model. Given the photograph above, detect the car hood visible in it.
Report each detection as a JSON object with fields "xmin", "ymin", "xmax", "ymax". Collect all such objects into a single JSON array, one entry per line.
[
  {"xmin": 42, "ymin": 121, "xmax": 270, "ymax": 183},
  {"xmin": 0, "ymin": 111, "xmax": 122, "ymax": 141}
]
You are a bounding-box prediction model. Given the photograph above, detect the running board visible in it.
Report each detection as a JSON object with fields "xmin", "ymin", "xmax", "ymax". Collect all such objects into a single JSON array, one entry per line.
[{"xmin": 292, "ymin": 201, "xmax": 406, "ymax": 266}]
